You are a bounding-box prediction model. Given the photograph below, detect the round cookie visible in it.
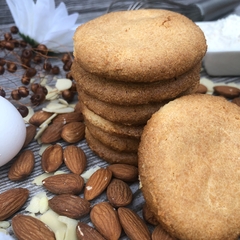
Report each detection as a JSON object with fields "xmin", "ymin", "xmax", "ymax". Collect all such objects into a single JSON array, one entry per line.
[
  {"xmin": 85, "ymin": 128, "xmax": 138, "ymax": 166},
  {"xmin": 86, "ymin": 120, "xmax": 139, "ymax": 153},
  {"xmin": 79, "ymin": 90, "xmax": 165, "ymax": 125},
  {"xmin": 80, "ymin": 102, "xmax": 143, "ymax": 139},
  {"xmin": 138, "ymin": 94, "xmax": 240, "ymax": 240},
  {"xmin": 73, "ymin": 61, "xmax": 201, "ymax": 105},
  {"xmin": 73, "ymin": 9, "xmax": 206, "ymax": 82}
]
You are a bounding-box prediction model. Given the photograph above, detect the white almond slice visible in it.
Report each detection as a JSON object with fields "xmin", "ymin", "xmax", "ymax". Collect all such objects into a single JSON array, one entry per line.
[
  {"xmin": 40, "ymin": 209, "xmax": 67, "ymax": 235},
  {"xmin": 54, "ymin": 170, "xmax": 67, "ymax": 175},
  {"xmin": 40, "ymin": 78, "xmax": 48, "ymax": 86},
  {"xmin": 0, "ymin": 229, "xmax": 8, "ymax": 234},
  {"xmin": 55, "ymin": 229, "xmax": 67, "ymax": 240},
  {"xmin": 32, "ymin": 172, "xmax": 53, "ymax": 185},
  {"xmin": 58, "ymin": 99, "xmax": 69, "ymax": 106},
  {"xmin": 52, "ymin": 107, "xmax": 75, "ymax": 114},
  {"xmin": 68, "ymin": 103, "xmax": 76, "ymax": 109},
  {"xmin": 30, "ymin": 78, "xmax": 35, "ymax": 84},
  {"xmin": 37, "ymin": 137, "xmax": 42, "ymax": 145},
  {"xmin": 26, "ymin": 196, "xmax": 40, "ymax": 213},
  {"xmin": 23, "ymin": 106, "xmax": 35, "ymax": 123},
  {"xmin": 39, "ymin": 195, "xmax": 49, "ymax": 214},
  {"xmin": 200, "ymin": 77, "xmax": 215, "ymax": 94},
  {"xmin": 46, "ymin": 102, "xmax": 67, "ymax": 111},
  {"xmin": 0, "ymin": 221, "xmax": 10, "ymax": 229},
  {"xmin": 46, "ymin": 92, "xmax": 59, "ymax": 101},
  {"xmin": 39, "ymin": 144, "xmax": 52, "ymax": 156},
  {"xmin": 55, "ymin": 79, "xmax": 72, "ymax": 91},
  {"xmin": 34, "ymin": 123, "xmax": 48, "ymax": 140},
  {"xmin": 81, "ymin": 166, "xmax": 101, "ymax": 183},
  {"xmin": 39, "ymin": 113, "xmax": 58, "ymax": 128},
  {"xmin": 58, "ymin": 216, "xmax": 78, "ymax": 240}
]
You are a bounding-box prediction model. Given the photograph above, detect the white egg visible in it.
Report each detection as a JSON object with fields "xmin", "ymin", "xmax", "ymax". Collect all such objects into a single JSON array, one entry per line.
[{"xmin": 0, "ymin": 96, "xmax": 26, "ymax": 167}]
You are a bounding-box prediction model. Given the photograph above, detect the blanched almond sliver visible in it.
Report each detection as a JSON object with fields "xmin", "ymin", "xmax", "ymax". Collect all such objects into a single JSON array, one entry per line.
[
  {"xmin": 42, "ymin": 106, "xmax": 74, "ymax": 114},
  {"xmin": 55, "ymin": 79, "xmax": 72, "ymax": 91}
]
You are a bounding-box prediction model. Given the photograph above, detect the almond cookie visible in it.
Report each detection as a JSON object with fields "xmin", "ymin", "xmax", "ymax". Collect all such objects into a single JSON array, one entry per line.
[
  {"xmin": 139, "ymin": 94, "xmax": 240, "ymax": 240},
  {"xmin": 85, "ymin": 128, "xmax": 138, "ymax": 166},
  {"xmin": 86, "ymin": 120, "xmax": 139, "ymax": 153},
  {"xmin": 73, "ymin": 61, "xmax": 201, "ymax": 105},
  {"xmin": 79, "ymin": 90, "xmax": 165, "ymax": 126},
  {"xmin": 81, "ymin": 102, "xmax": 143, "ymax": 139},
  {"xmin": 73, "ymin": 9, "xmax": 206, "ymax": 82}
]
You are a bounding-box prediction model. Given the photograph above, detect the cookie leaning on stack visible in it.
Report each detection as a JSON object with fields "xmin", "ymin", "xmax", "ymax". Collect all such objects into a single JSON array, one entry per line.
[
  {"xmin": 138, "ymin": 94, "xmax": 240, "ymax": 240},
  {"xmin": 72, "ymin": 9, "xmax": 207, "ymax": 166}
]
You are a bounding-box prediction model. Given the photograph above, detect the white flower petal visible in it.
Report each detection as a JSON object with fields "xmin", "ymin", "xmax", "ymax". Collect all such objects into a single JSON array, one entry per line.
[{"xmin": 7, "ymin": 0, "xmax": 78, "ymax": 52}]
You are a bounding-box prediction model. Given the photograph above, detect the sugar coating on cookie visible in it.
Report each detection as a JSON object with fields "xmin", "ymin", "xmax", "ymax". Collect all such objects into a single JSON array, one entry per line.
[
  {"xmin": 73, "ymin": 9, "xmax": 207, "ymax": 82},
  {"xmin": 138, "ymin": 94, "xmax": 240, "ymax": 240}
]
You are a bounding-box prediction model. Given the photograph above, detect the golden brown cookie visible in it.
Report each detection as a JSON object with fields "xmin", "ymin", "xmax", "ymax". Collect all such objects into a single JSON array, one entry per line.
[
  {"xmin": 86, "ymin": 120, "xmax": 139, "ymax": 153},
  {"xmin": 73, "ymin": 61, "xmax": 201, "ymax": 105},
  {"xmin": 79, "ymin": 90, "xmax": 165, "ymax": 125},
  {"xmin": 81, "ymin": 102, "xmax": 143, "ymax": 139},
  {"xmin": 73, "ymin": 9, "xmax": 206, "ymax": 82},
  {"xmin": 138, "ymin": 94, "xmax": 240, "ymax": 240},
  {"xmin": 85, "ymin": 128, "xmax": 138, "ymax": 166}
]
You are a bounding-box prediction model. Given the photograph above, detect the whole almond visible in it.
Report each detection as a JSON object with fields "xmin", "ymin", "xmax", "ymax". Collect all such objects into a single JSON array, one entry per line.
[
  {"xmin": 29, "ymin": 110, "xmax": 53, "ymax": 127},
  {"xmin": 63, "ymin": 145, "xmax": 87, "ymax": 174},
  {"xmin": 152, "ymin": 224, "xmax": 176, "ymax": 240},
  {"xmin": 8, "ymin": 150, "xmax": 35, "ymax": 181},
  {"xmin": 107, "ymin": 164, "xmax": 138, "ymax": 182},
  {"xmin": 213, "ymin": 85, "xmax": 240, "ymax": 99},
  {"xmin": 23, "ymin": 124, "xmax": 37, "ymax": 148},
  {"xmin": 107, "ymin": 179, "xmax": 132, "ymax": 207},
  {"xmin": 40, "ymin": 122, "xmax": 64, "ymax": 143},
  {"xmin": 90, "ymin": 202, "xmax": 122, "ymax": 240},
  {"xmin": 84, "ymin": 168, "xmax": 112, "ymax": 201},
  {"xmin": 118, "ymin": 207, "xmax": 151, "ymax": 240},
  {"xmin": 41, "ymin": 144, "xmax": 63, "ymax": 173},
  {"xmin": 52, "ymin": 112, "xmax": 83, "ymax": 124},
  {"xmin": 196, "ymin": 84, "xmax": 208, "ymax": 94},
  {"xmin": 42, "ymin": 173, "xmax": 84, "ymax": 195},
  {"xmin": 76, "ymin": 222, "xmax": 106, "ymax": 240},
  {"xmin": 61, "ymin": 121, "xmax": 85, "ymax": 143},
  {"xmin": 142, "ymin": 202, "xmax": 159, "ymax": 226},
  {"xmin": 12, "ymin": 214, "xmax": 55, "ymax": 240},
  {"xmin": 0, "ymin": 188, "xmax": 29, "ymax": 220},
  {"xmin": 49, "ymin": 194, "xmax": 90, "ymax": 219}
]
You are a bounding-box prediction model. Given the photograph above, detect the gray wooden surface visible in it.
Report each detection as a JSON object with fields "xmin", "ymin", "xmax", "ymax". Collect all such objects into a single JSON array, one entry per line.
[{"xmin": 0, "ymin": 0, "xmax": 240, "ymax": 239}]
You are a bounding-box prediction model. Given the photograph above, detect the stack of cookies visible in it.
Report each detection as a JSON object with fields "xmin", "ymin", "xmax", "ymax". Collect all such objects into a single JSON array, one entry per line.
[{"xmin": 72, "ymin": 9, "xmax": 207, "ymax": 166}]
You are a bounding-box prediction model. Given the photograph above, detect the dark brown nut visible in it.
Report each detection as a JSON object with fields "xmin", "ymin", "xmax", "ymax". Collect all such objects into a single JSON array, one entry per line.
[{"xmin": 213, "ymin": 85, "xmax": 240, "ymax": 99}]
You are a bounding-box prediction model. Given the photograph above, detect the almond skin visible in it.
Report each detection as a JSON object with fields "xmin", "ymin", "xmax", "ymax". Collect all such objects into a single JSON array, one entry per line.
[
  {"xmin": 29, "ymin": 110, "xmax": 53, "ymax": 127},
  {"xmin": 76, "ymin": 222, "xmax": 106, "ymax": 240},
  {"xmin": 90, "ymin": 202, "xmax": 122, "ymax": 240},
  {"xmin": 12, "ymin": 214, "xmax": 55, "ymax": 240},
  {"xmin": 41, "ymin": 144, "xmax": 63, "ymax": 173},
  {"xmin": 52, "ymin": 112, "xmax": 83, "ymax": 124},
  {"xmin": 49, "ymin": 194, "xmax": 90, "ymax": 219},
  {"xmin": 0, "ymin": 188, "xmax": 29, "ymax": 221},
  {"xmin": 61, "ymin": 121, "xmax": 85, "ymax": 143},
  {"xmin": 152, "ymin": 224, "xmax": 177, "ymax": 240},
  {"xmin": 118, "ymin": 207, "xmax": 151, "ymax": 240},
  {"xmin": 84, "ymin": 168, "xmax": 112, "ymax": 201},
  {"xmin": 63, "ymin": 145, "xmax": 87, "ymax": 174},
  {"xmin": 22, "ymin": 124, "xmax": 37, "ymax": 148},
  {"xmin": 107, "ymin": 164, "xmax": 138, "ymax": 182},
  {"xmin": 107, "ymin": 178, "xmax": 133, "ymax": 207},
  {"xmin": 42, "ymin": 173, "xmax": 84, "ymax": 195},
  {"xmin": 8, "ymin": 150, "xmax": 35, "ymax": 181},
  {"xmin": 40, "ymin": 122, "xmax": 64, "ymax": 143}
]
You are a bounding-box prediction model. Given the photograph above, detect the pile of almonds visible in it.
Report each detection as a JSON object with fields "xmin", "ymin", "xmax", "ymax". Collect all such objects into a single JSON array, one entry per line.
[{"xmin": 1, "ymin": 51, "xmax": 240, "ymax": 240}]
